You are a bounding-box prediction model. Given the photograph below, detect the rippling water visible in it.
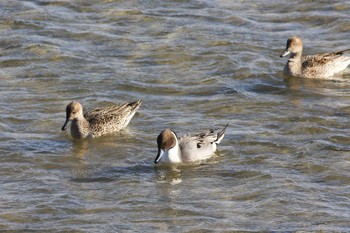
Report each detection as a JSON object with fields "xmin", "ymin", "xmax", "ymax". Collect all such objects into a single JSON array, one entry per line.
[{"xmin": 1, "ymin": 0, "xmax": 350, "ymax": 231}]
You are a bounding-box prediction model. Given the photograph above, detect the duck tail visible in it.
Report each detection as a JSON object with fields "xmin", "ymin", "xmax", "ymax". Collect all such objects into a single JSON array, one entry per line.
[
  {"xmin": 336, "ymin": 49, "xmax": 350, "ymax": 56},
  {"xmin": 215, "ymin": 123, "xmax": 229, "ymax": 144},
  {"xmin": 128, "ymin": 99, "xmax": 143, "ymax": 111}
]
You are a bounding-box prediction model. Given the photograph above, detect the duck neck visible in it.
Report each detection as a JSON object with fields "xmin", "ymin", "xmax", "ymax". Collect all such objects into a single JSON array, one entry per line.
[
  {"xmin": 286, "ymin": 51, "xmax": 302, "ymax": 76},
  {"xmin": 166, "ymin": 141, "xmax": 182, "ymax": 163},
  {"xmin": 71, "ymin": 115, "xmax": 90, "ymax": 139}
]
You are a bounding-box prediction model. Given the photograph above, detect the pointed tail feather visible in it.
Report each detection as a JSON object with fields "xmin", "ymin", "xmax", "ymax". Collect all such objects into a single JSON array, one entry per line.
[
  {"xmin": 336, "ymin": 49, "xmax": 350, "ymax": 56},
  {"xmin": 128, "ymin": 99, "xmax": 142, "ymax": 111},
  {"xmin": 215, "ymin": 123, "xmax": 229, "ymax": 144},
  {"xmin": 120, "ymin": 100, "xmax": 142, "ymax": 128}
]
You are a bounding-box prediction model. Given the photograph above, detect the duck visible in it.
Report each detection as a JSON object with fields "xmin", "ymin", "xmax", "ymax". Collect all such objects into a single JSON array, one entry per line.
[
  {"xmin": 61, "ymin": 100, "xmax": 142, "ymax": 139},
  {"xmin": 154, "ymin": 124, "xmax": 228, "ymax": 164},
  {"xmin": 280, "ymin": 36, "xmax": 350, "ymax": 79}
]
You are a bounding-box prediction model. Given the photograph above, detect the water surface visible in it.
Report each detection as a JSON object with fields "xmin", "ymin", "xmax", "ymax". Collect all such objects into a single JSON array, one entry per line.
[{"xmin": 1, "ymin": 0, "xmax": 350, "ymax": 231}]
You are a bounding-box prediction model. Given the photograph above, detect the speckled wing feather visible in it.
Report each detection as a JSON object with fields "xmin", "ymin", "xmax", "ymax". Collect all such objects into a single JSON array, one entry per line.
[
  {"xmin": 303, "ymin": 49, "xmax": 350, "ymax": 66},
  {"xmin": 301, "ymin": 49, "xmax": 350, "ymax": 77},
  {"xmin": 84, "ymin": 100, "xmax": 142, "ymax": 136}
]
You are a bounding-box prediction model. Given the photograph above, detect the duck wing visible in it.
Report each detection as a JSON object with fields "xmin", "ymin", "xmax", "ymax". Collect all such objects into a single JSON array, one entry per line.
[
  {"xmin": 179, "ymin": 124, "xmax": 228, "ymax": 162},
  {"xmin": 302, "ymin": 49, "xmax": 350, "ymax": 68},
  {"xmin": 85, "ymin": 100, "xmax": 142, "ymax": 131}
]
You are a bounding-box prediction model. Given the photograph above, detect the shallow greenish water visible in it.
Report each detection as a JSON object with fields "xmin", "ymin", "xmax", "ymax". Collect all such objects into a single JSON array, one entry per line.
[{"xmin": 0, "ymin": 0, "xmax": 350, "ymax": 231}]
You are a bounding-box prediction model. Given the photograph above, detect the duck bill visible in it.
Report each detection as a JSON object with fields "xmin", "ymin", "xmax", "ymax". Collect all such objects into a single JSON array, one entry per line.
[
  {"xmin": 154, "ymin": 149, "xmax": 164, "ymax": 164},
  {"xmin": 61, "ymin": 118, "xmax": 71, "ymax": 131},
  {"xmin": 280, "ymin": 50, "xmax": 291, "ymax": 57}
]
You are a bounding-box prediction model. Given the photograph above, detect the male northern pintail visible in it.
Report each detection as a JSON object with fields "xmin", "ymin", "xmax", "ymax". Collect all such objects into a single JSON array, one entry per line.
[
  {"xmin": 154, "ymin": 124, "xmax": 228, "ymax": 164},
  {"xmin": 61, "ymin": 100, "xmax": 142, "ymax": 140},
  {"xmin": 280, "ymin": 36, "xmax": 350, "ymax": 79}
]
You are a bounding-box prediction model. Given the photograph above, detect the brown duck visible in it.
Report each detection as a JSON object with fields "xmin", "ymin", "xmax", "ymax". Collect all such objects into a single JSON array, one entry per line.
[
  {"xmin": 62, "ymin": 100, "xmax": 142, "ymax": 139},
  {"xmin": 280, "ymin": 36, "xmax": 350, "ymax": 79}
]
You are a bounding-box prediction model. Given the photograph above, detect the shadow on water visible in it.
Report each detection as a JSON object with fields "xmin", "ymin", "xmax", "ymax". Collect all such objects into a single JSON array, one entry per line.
[
  {"xmin": 68, "ymin": 150, "xmax": 241, "ymax": 185},
  {"xmin": 69, "ymin": 162, "xmax": 155, "ymax": 183},
  {"xmin": 283, "ymin": 74, "xmax": 350, "ymax": 92}
]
